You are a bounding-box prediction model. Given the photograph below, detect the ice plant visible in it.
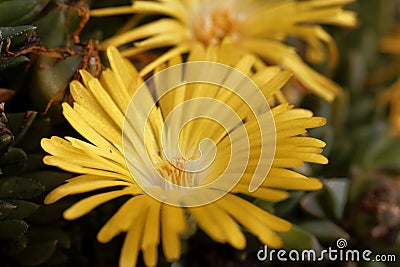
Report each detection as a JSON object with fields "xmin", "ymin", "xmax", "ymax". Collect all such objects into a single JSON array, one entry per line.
[
  {"xmin": 41, "ymin": 44, "xmax": 328, "ymax": 267},
  {"xmin": 91, "ymin": 0, "xmax": 356, "ymax": 102}
]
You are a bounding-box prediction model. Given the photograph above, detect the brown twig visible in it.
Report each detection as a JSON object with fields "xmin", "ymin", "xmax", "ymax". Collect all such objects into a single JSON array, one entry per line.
[{"xmin": 1, "ymin": 37, "xmax": 77, "ymax": 63}]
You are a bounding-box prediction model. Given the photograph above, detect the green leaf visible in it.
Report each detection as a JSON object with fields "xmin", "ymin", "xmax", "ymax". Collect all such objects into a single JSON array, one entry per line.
[
  {"xmin": 371, "ymin": 138, "xmax": 400, "ymax": 171},
  {"xmin": 300, "ymin": 191, "xmax": 327, "ymax": 218},
  {"xmin": 0, "ymin": 235, "xmax": 28, "ymax": 255},
  {"xmin": 0, "ymin": 147, "xmax": 27, "ymax": 167},
  {"xmin": 9, "ymin": 114, "xmax": 51, "ymax": 153},
  {"xmin": 300, "ymin": 179, "xmax": 350, "ymax": 221},
  {"xmin": 323, "ymin": 178, "xmax": 350, "ymax": 220},
  {"xmin": 0, "ymin": 219, "xmax": 28, "ymax": 240},
  {"xmin": 28, "ymin": 198, "xmax": 75, "ymax": 224},
  {"xmin": 274, "ymin": 191, "xmax": 305, "ymax": 218},
  {"xmin": 0, "ymin": 200, "xmax": 17, "ymax": 220},
  {"xmin": 5, "ymin": 112, "xmax": 25, "ymax": 137},
  {"xmin": 27, "ymin": 227, "xmax": 71, "ymax": 249},
  {"xmin": 28, "ymin": 170, "xmax": 74, "ymax": 191},
  {"xmin": 0, "ymin": 1, "xmax": 48, "ymax": 26},
  {"xmin": 5, "ymin": 200, "xmax": 40, "ymax": 219},
  {"xmin": 29, "ymin": 5, "xmax": 82, "ymax": 125},
  {"xmin": 0, "ymin": 25, "xmax": 36, "ymax": 49},
  {"xmin": 298, "ymin": 220, "xmax": 349, "ymax": 243},
  {"xmin": 0, "ymin": 176, "xmax": 45, "ymax": 199},
  {"xmin": 253, "ymin": 198, "xmax": 275, "ymax": 213},
  {"xmin": 14, "ymin": 240, "xmax": 58, "ymax": 266},
  {"xmin": 0, "ymin": 55, "xmax": 29, "ymax": 71},
  {"xmin": 279, "ymin": 224, "xmax": 314, "ymax": 251},
  {"xmin": 23, "ymin": 153, "xmax": 47, "ymax": 173},
  {"xmin": 30, "ymin": 54, "xmax": 82, "ymax": 125},
  {"xmin": 0, "ymin": 133, "xmax": 14, "ymax": 156},
  {"xmin": 6, "ymin": 111, "xmax": 38, "ymax": 147},
  {"xmin": 33, "ymin": 4, "xmax": 79, "ymax": 48}
]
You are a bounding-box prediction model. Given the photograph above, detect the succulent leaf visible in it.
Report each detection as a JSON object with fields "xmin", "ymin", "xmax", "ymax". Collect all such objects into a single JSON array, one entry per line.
[
  {"xmin": 0, "ymin": 219, "xmax": 28, "ymax": 240},
  {"xmin": 0, "ymin": 0, "xmax": 49, "ymax": 26},
  {"xmin": 0, "ymin": 176, "xmax": 45, "ymax": 199}
]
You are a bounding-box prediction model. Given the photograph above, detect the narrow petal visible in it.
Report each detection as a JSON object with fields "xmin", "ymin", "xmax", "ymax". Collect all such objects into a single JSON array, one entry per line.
[
  {"xmin": 189, "ymin": 204, "xmax": 246, "ymax": 249},
  {"xmin": 141, "ymin": 198, "xmax": 162, "ymax": 267},
  {"xmin": 119, "ymin": 211, "xmax": 147, "ymax": 267},
  {"xmin": 63, "ymin": 187, "xmax": 136, "ymax": 220},
  {"xmin": 97, "ymin": 195, "xmax": 147, "ymax": 243},
  {"xmin": 161, "ymin": 204, "xmax": 187, "ymax": 261},
  {"xmin": 232, "ymin": 185, "xmax": 290, "ymax": 202},
  {"xmin": 263, "ymin": 176, "xmax": 323, "ymax": 190},
  {"xmin": 216, "ymin": 194, "xmax": 288, "ymax": 248},
  {"xmin": 44, "ymin": 177, "xmax": 132, "ymax": 204}
]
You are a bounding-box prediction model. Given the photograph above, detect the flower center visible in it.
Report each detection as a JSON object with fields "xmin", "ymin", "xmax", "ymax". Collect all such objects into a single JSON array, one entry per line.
[
  {"xmin": 155, "ymin": 157, "xmax": 195, "ymax": 188},
  {"xmin": 193, "ymin": 5, "xmax": 242, "ymax": 46}
]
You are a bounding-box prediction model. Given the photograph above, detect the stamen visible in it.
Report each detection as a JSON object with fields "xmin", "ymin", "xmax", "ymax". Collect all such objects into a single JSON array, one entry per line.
[
  {"xmin": 192, "ymin": 4, "xmax": 242, "ymax": 46},
  {"xmin": 156, "ymin": 157, "xmax": 196, "ymax": 190}
]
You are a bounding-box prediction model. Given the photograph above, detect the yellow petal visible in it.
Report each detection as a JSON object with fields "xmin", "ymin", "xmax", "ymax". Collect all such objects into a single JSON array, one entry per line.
[
  {"xmin": 100, "ymin": 19, "xmax": 183, "ymax": 49},
  {"xmin": 232, "ymin": 185, "xmax": 289, "ymax": 202},
  {"xmin": 63, "ymin": 187, "xmax": 135, "ymax": 220},
  {"xmin": 44, "ymin": 176, "xmax": 132, "ymax": 204},
  {"xmin": 138, "ymin": 44, "xmax": 190, "ymax": 76},
  {"xmin": 243, "ymin": 39, "xmax": 341, "ymax": 101},
  {"xmin": 62, "ymin": 103, "xmax": 115, "ymax": 150},
  {"xmin": 276, "ymin": 117, "xmax": 326, "ymax": 132},
  {"xmin": 43, "ymin": 156, "xmax": 129, "ymax": 181},
  {"xmin": 119, "ymin": 211, "xmax": 146, "ymax": 267},
  {"xmin": 284, "ymin": 137, "xmax": 326, "ymax": 147},
  {"xmin": 107, "ymin": 46, "xmax": 137, "ymax": 90},
  {"xmin": 65, "ymin": 137, "xmax": 127, "ymax": 175},
  {"xmin": 87, "ymin": 78, "xmax": 125, "ymax": 130},
  {"xmin": 141, "ymin": 198, "xmax": 161, "ymax": 267},
  {"xmin": 161, "ymin": 204, "xmax": 186, "ymax": 261},
  {"xmin": 264, "ymin": 176, "xmax": 323, "ymax": 190},
  {"xmin": 216, "ymin": 194, "xmax": 287, "ymax": 248},
  {"xmin": 274, "ymin": 108, "xmax": 314, "ymax": 122},
  {"xmin": 69, "ymin": 80, "xmax": 114, "ymax": 128},
  {"xmin": 73, "ymin": 103, "xmax": 123, "ymax": 148},
  {"xmin": 100, "ymin": 69, "xmax": 130, "ymax": 113},
  {"xmin": 97, "ymin": 195, "xmax": 147, "ymax": 243},
  {"xmin": 189, "ymin": 204, "xmax": 246, "ymax": 249}
]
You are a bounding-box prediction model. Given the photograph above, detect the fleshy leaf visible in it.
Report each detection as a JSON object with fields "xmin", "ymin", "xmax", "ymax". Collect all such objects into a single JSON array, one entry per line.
[
  {"xmin": 15, "ymin": 240, "xmax": 58, "ymax": 266},
  {"xmin": 298, "ymin": 220, "xmax": 349, "ymax": 243},
  {"xmin": 0, "ymin": 219, "xmax": 28, "ymax": 240},
  {"xmin": 5, "ymin": 200, "xmax": 40, "ymax": 219},
  {"xmin": 0, "ymin": 176, "xmax": 45, "ymax": 199},
  {"xmin": 279, "ymin": 224, "xmax": 314, "ymax": 251},
  {"xmin": 0, "ymin": 200, "xmax": 17, "ymax": 220}
]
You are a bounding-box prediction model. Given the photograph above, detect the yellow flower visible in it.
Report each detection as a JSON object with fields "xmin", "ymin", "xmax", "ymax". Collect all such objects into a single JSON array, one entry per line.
[
  {"xmin": 42, "ymin": 44, "xmax": 327, "ymax": 267},
  {"xmin": 91, "ymin": 0, "xmax": 356, "ymax": 102}
]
